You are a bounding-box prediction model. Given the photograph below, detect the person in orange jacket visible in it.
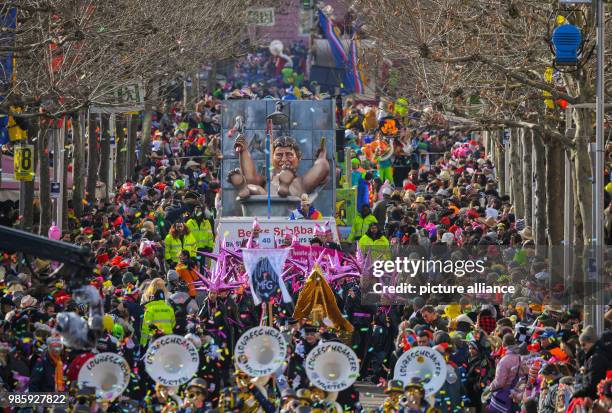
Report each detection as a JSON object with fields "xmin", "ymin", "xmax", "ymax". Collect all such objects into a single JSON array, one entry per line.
[{"xmin": 175, "ymin": 250, "xmax": 200, "ymax": 298}]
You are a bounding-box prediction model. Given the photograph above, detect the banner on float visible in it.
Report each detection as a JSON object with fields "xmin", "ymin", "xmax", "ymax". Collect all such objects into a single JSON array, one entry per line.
[
  {"xmin": 215, "ymin": 217, "xmax": 339, "ymax": 251},
  {"xmin": 242, "ymin": 248, "xmax": 291, "ymax": 305},
  {"xmin": 290, "ymin": 245, "xmax": 343, "ymax": 266}
]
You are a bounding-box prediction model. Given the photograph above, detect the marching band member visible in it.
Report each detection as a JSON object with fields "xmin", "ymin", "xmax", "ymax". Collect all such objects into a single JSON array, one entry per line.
[
  {"xmin": 401, "ymin": 378, "xmax": 440, "ymax": 413},
  {"xmin": 379, "ymin": 380, "xmax": 405, "ymax": 413},
  {"xmin": 228, "ymin": 371, "xmax": 276, "ymax": 413},
  {"xmin": 180, "ymin": 378, "xmax": 210, "ymax": 413}
]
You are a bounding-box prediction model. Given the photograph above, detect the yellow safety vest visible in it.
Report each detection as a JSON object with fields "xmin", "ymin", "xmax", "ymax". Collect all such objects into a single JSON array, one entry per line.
[
  {"xmin": 185, "ymin": 218, "xmax": 214, "ymax": 249},
  {"xmin": 164, "ymin": 234, "xmax": 182, "ymax": 262},
  {"xmin": 358, "ymin": 234, "xmax": 390, "ymax": 248},
  {"xmin": 348, "ymin": 214, "xmax": 378, "ymax": 241},
  {"xmin": 164, "ymin": 232, "xmax": 198, "ymax": 261},
  {"xmin": 140, "ymin": 300, "xmax": 176, "ymax": 346}
]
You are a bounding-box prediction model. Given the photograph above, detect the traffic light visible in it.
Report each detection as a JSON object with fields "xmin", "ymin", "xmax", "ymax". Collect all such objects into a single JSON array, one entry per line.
[{"xmin": 302, "ymin": 0, "xmax": 313, "ymax": 10}]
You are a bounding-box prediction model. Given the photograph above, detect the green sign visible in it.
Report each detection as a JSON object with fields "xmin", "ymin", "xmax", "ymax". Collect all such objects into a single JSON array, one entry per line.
[
  {"xmin": 90, "ymin": 83, "xmax": 145, "ymax": 114},
  {"xmin": 335, "ymin": 188, "xmax": 356, "ymax": 232},
  {"xmin": 247, "ymin": 8, "xmax": 275, "ymax": 26}
]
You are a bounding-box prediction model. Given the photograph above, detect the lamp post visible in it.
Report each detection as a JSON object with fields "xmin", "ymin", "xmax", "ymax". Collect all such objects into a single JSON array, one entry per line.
[
  {"xmin": 594, "ymin": 0, "xmax": 605, "ymax": 336},
  {"xmin": 551, "ymin": 22, "xmax": 582, "ymax": 66},
  {"xmin": 265, "ymin": 102, "xmax": 289, "ymax": 219}
]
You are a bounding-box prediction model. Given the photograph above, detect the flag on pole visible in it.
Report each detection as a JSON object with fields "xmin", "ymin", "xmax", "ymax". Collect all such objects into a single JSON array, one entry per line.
[
  {"xmin": 0, "ymin": 7, "xmax": 17, "ymax": 145},
  {"xmin": 242, "ymin": 248, "xmax": 292, "ymax": 305},
  {"xmin": 317, "ymin": 9, "xmax": 348, "ymax": 67},
  {"xmin": 346, "ymin": 37, "xmax": 366, "ymax": 94},
  {"xmin": 317, "ymin": 9, "xmax": 366, "ymax": 94}
]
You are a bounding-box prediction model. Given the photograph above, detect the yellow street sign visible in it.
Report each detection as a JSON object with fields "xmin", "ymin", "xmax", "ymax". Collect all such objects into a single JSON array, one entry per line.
[{"xmin": 14, "ymin": 145, "xmax": 34, "ymax": 181}]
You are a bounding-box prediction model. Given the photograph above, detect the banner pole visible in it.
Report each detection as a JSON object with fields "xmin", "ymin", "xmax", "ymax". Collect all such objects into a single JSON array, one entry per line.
[{"xmin": 266, "ymin": 119, "xmax": 272, "ymax": 219}]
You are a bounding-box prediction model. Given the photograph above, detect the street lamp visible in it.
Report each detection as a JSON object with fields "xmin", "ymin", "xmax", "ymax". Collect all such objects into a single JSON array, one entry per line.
[{"xmin": 551, "ymin": 23, "xmax": 582, "ymax": 66}]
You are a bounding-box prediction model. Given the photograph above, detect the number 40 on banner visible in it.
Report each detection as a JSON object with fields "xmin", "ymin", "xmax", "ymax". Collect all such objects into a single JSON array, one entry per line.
[{"xmin": 14, "ymin": 145, "xmax": 34, "ymax": 181}]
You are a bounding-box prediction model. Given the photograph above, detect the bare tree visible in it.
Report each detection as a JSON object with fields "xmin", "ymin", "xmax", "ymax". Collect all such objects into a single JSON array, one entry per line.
[
  {"xmin": 356, "ymin": 0, "xmax": 611, "ymax": 246},
  {"xmin": 1, "ymin": 0, "xmax": 261, "ymax": 222}
]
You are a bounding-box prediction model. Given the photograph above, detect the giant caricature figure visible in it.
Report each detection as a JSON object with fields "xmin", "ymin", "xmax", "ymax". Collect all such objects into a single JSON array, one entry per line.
[{"xmin": 228, "ymin": 134, "xmax": 330, "ymax": 199}]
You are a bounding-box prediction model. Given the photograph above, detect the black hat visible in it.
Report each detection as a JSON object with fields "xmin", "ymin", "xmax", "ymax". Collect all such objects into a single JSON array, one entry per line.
[
  {"xmin": 184, "ymin": 191, "xmax": 199, "ymax": 202},
  {"xmin": 1, "ymin": 296, "xmax": 15, "ymax": 307},
  {"xmin": 281, "ymin": 388, "xmax": 297, "ymax": 400},
  {"xmin": 404, "ymin": 377, "xmax": 425, "ymax": 394},
  {"xmin": 385, "ymin": 379, "xmax": 404, "ymax": 394},
  {"xmin": 303, "ymin": 324, "xmax": 318, "ymax": 334},
  {"xmin": 320, "ymin": 332, "xmax": 340, "ymax": 342},
  {"xmin": 187, "ymin": 378, "xmax": 208, "ymax": 392}
]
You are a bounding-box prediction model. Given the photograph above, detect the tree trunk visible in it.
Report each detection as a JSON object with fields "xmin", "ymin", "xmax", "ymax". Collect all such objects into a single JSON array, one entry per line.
[
  {"xmin": 572, "ymin": 154, "xmax": 585, "ymax": 299},
  {"xmin": 38, "ymin": 126, "xmax": 51, "ymax": 236},
  {"xmin": 194, "ymin": 70, "xmax": 201, "ymax": 100},
  {"xmin": 71, "ymin": 113, "xmax": 84, "ymax": 217},
  {"xmin": 23, "ymin": 181, "xmax": 35, "ymax": 232},
  {"xmin": 115, "ymin": 115, "xmax": 126, "ymax": 183},
  {"xmin": 86, "ymin": 112, "xmax": 98, "ymax": 204},
  {"xmin": 510, "ymin": 128, "xmax": 524, "ymax": 218},
  {"xmin": 126, "ymin": 114, "xmax": 138, "ymax": 180},
  {"xmin": 99, "ymin": 114, "xmax": 110, "ymax": 202},
  {"xmin": 572, "ymin": 153, "xmax": 584, "ymax": 247},
  {"xmin": 533, "ymin": 128, "xmax": 547, "ymax": 256},
  {"xmin": 22, "ymin": 122, "xmax": 41, "ymax": 232},
  {"xmin": 573, "ymin": 108, "xmax": 593, "ymax": 244},
  {"xmin": 141, "ymin": 105, "xmax": 153, "ymax": 165},
  {"xmin": 183, "ymin": 77, "xmax": 189, "ymax": 110},
  {"xmin": 546, "ymin": 138, "xmax": 565, "ymax": 245},
  {"xmin": 546, "ymin": 136, "xmax": 565, "ymax": 287},
  {"xmin": 207, "ymin": 62, "xmax": 217, "ymax": 93},
  {"xmin": 494, "ymin": 131, "xmax": 506, "ymax": 197},
  {"xmin": 522, "ymin": 129, "xmax": 533, "ymax": 226}
]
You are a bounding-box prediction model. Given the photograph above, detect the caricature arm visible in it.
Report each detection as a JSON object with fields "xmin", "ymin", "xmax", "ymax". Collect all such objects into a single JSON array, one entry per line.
[
  {"xmin": 302, "ymin": 147, "xmax": 330, "ymax": 194},
  {"xmin": 236, "ymin": 135, "xmax": 265, "ymax": 186}
]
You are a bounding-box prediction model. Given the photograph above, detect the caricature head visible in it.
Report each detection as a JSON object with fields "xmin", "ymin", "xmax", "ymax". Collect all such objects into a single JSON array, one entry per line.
[{"xmin": 272, "ymin": 136, "xmax": 301, "ymax": 172}]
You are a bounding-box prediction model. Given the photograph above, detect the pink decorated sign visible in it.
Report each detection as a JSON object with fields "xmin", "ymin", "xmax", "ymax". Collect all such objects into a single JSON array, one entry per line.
[{"xmin": 289, "ymin": 245, "xmax": 343, "ymax": 266}]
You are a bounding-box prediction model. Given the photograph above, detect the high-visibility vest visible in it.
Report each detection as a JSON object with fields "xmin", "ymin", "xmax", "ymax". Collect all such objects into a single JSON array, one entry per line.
[
  {"xmin": 185, "ymin": 218, "xmax": 214, "ymax": 249},
  {"xmin": 140, "ymin": 300, "xmax": 175, "ymax": 346},
  {"xmin": 164, "ymin": 234, "xmax": 182, "ymax": 262},
  {"xmin": 180, "ymin": 232, "xmax": 198, "ymax": 257},
  {"xmin": 164, "ymin": 232, "xmax": 198, "ymax": 261},
  {"xmin": 348, "ymin": 214, "xmax": 378, "ymax": 241},
  {"xmin": 358, "ymin": 234, "xmax": 390, "ymax": 248}
]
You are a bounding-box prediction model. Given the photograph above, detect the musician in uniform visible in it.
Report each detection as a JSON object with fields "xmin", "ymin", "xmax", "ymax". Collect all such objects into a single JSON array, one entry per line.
[
  {"xmin": 180, "ymin": 378, "xmax": 210, "ymax": 413},
  {"xmin": 402, "ymin": 378, "xmax": 440, "ymax": 413},
  {"xmin": 280, "ymin": 388, "xmax": 299, "ymax": 413},
  {"xmin": 227, "ymin": 371, "xmax": 276, "ymax": 413},
  {"xmin": 344, "ymin": 285, "xmax": 373, "ymax": 375},
  {"xmin": 377, "ymin": 380, "xmax": 405, "ymax": 413},
  {"xmin": 148, "ymin": 383, "xmax": 182, "ymax": 413},
  {"xmin": 308, "ymin": 386, "xmax": 343, "ymax": 413},
  {"xmin": 287, "ymin": 324, "xmax": 320, "ymax": 389},
  {"xmin": 199, "ymin": 289, "xmax": 240, "ymax": 384}
]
